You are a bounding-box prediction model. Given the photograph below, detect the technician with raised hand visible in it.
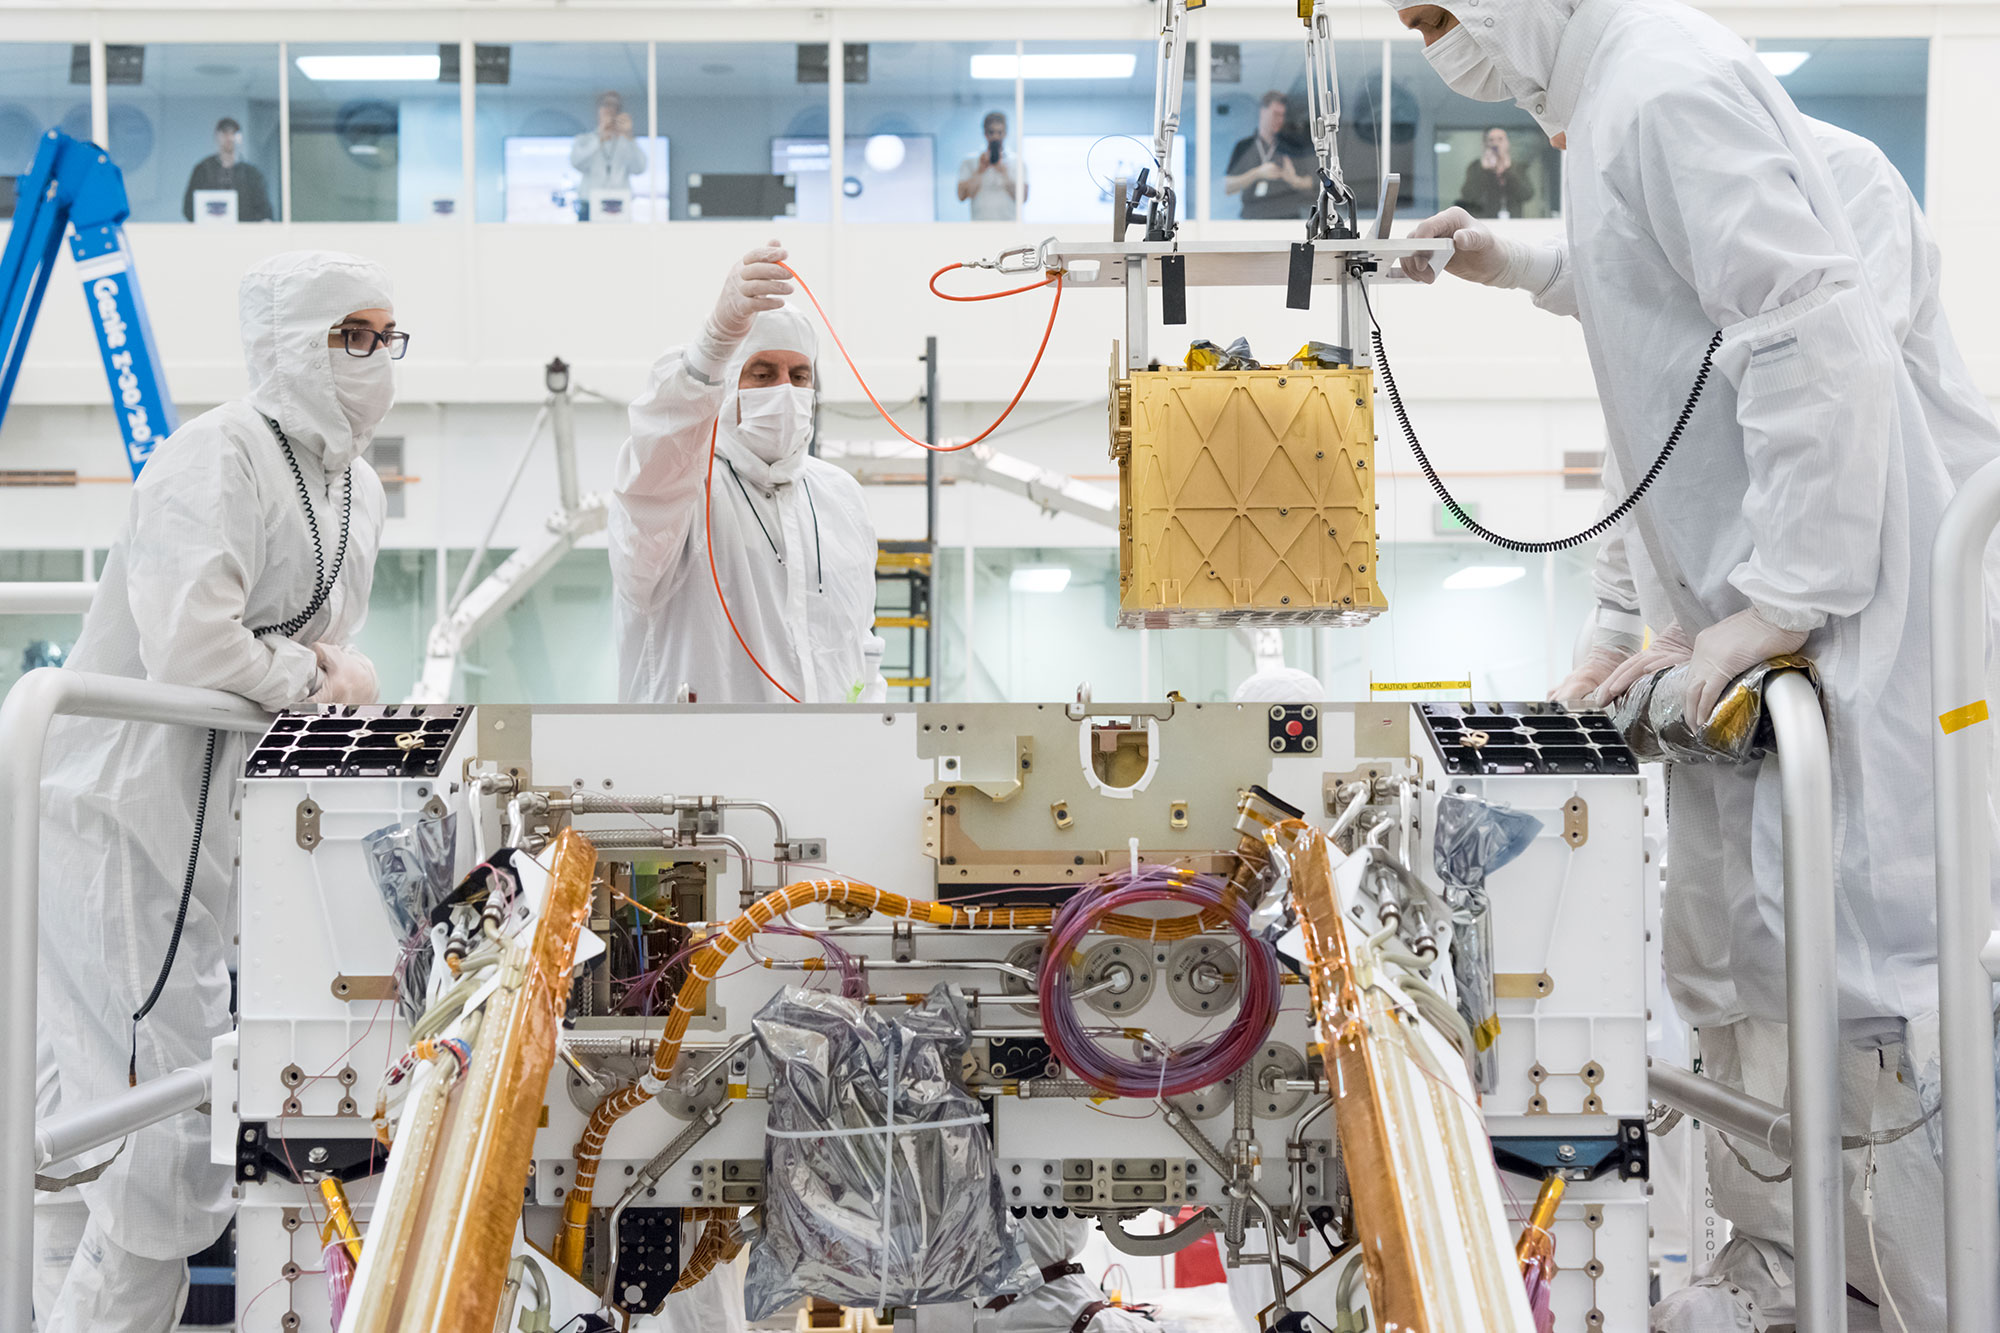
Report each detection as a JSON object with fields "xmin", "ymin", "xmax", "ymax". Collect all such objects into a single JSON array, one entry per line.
[
  {"xmin": 610, "ymin": 240, "xmax": 885, "ymax": 705},
  {"xmin": 1388, "ymin": 1, "xmax": 1991, "ymax": 1326},
  {"xmin": 35, "ymin": 251, "xmax": 392, "ymax": 1330}
]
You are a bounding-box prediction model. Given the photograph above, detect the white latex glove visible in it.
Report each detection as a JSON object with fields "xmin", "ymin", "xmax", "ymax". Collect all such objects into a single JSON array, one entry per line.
[
  {"xmin": 1684, "ymin": 608, "xmax": 1808, "ymax": 726},
  {"xmin": 1399, "ymin": 205, "xmax": 1534, "ymax": 287},
  {"xmin": 1591, "ymin": 623, "xmax": 1695, "ymax": 709},
  {"xmin": 701, "ymin": 241, "xmax": 794, "ymax": 355},
  {"xmin": 310, "ymin": 641, "xmax": 380, "ymax": 706},
  {"xmin": 1549, "ymin": 642, "xmax": 1634, "ymax": 704}
]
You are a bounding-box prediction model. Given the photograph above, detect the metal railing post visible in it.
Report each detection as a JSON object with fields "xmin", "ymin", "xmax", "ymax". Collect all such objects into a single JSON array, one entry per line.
[
  {"xmin": 0, "ymin": 668, "xmax": 270, "ymax": 1328},
  {"xmin": 1766, "ymin": 668, "xmax": 1845, "ymax": 1333},
  {"xmin": 36, "ymin": 1067, "xmax": 212, "ymax": 1172},
  {"xmin": 1932, "ymin": 456, "xmax": 2000, "ymax": 1330},
  {"xmin": 0, "ymin": 582, "xmax": 96, "ymax": 614}
]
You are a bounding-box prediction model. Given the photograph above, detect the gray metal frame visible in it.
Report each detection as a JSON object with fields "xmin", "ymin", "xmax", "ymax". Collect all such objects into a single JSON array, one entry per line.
[
  {"xmin": 1931, "ymin": 455, "xmax": 2000, "ymax": 1329},
  {"xmin": 0, "ymin": 668, "xmax": 271, "ymax": 1327}
]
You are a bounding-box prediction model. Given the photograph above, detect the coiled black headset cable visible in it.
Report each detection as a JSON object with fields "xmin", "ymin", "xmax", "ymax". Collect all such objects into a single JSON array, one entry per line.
[
  {"xmin": 129, "ymin": 419, "xmax": 353, "ymax": 1083},
  {"xmin": 1357, "ymin": 271, "xmax": 1724, "ymax": 554}
]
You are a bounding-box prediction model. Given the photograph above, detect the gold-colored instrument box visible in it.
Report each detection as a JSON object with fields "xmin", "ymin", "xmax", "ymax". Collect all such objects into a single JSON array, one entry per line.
[{"xmin": 1112, "ymin": 364, "xmax": 1386, "ymax": 628}]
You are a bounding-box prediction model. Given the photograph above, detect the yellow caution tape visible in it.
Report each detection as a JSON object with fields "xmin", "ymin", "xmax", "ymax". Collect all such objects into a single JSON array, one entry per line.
[
  {"xmin": 1370, "ymin": 679, "xmax": 1474, "ymax": 693},
  {"xmin": 1941, "ymin": 699, "xmax": 1991, "ymax": 735}
]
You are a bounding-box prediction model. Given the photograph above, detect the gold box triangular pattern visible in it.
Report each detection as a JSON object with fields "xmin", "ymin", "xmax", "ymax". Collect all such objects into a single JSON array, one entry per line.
[{"xmin": 1115, "ymin": 366, "xmax": 1386, "ymax": 629}]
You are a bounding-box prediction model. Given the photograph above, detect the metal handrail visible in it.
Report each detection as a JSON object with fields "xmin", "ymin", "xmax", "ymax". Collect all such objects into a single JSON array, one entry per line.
[
  {"xmin": 1765, "ymin": 668, "xmax": 1844, "ymax": 1333},
  {"xmin": 1647, "ymin": 1062, "xmax": 1793, "ymax": 1162},
  {"xmin": 0, "ymin": 668, "xmax": 271, "ymax": 1327},
  {"xmin": 36, "ymin": 1066, "xmax": 211, "ymax": 1172},
  {"xmin": 0, "ymin": 581, "xmax": 95, "ymax": 614},
  {"xmin": 1932, "ymin": 456, "xmax": 2000, "ymax": 1329}
]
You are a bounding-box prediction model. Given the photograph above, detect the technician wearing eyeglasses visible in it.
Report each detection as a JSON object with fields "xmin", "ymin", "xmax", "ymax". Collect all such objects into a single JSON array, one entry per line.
[
  {"xmin": 34, "ymin": 251, "xmax": 396, "ymax": 1331},
  {"xmin": 611, "ymin": 241, "xmax": 886, "ymax": 705}
]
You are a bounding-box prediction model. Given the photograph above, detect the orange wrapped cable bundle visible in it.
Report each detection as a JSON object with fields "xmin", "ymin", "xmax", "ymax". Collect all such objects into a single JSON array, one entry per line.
[
  {"xmin": 341, "ymin": 829, "xmax": 599, "ymax": 1333},
  {"xmin": 1274, "ymin": 819, "xmax": 1537, "ymax": 1333},
  {"xmin": 671, "ymin": 1209, "xmax": 745, "ymax": 1293}
]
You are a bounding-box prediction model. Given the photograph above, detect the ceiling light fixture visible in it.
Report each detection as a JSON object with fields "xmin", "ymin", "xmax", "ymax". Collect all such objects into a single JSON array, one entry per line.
[
  {"xmin": 1442, "ymin": 565, "xmax": 1527, "ymax": 591},
  {"xmin": 971, "ymin": 53, "xmax": 1139, "ymax": 81},
  {"xmin": 294, "ymin": 54, "xmax": 442, "ymax": 82}
]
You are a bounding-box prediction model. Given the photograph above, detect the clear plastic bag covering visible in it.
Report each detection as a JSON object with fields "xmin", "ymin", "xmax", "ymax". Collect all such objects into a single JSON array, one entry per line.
[
  {"xmin": 1434, "ymin": 795, "xmax": 1542, "ymax": 1092},
  {"xmin": 743, "ymin": 984, "xmax": 1034, "ymax": 1318},
  {"xmin": 1608, "ymin": 654, "xmax": 1820, "ymax": 764},
  {"xmin": 363, "ymin": 814, "xmax": 457, "ymax": 1020}
]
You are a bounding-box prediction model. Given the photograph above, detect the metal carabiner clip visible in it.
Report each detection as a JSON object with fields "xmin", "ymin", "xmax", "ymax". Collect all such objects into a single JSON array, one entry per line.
[{"xmin": 994, "ymin": 244, "xmax": 1041, "ymax": 275}]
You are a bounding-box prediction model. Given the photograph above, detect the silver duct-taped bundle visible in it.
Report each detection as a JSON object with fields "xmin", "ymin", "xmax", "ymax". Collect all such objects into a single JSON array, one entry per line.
[
  {"xmin": 1433, "ymin": 795, "xmax": 1542, "ymax": 1093},
  {"xmin": 1608, "ymin": 654, "xmax": 1821, "ymax": 764},
  {"xmin": 742, "ymin": 984, "xmax": 1034, "ymax": 1318},
  {"xmin": 362, "ymin": 813, "xmax": 458, "ymax": 1022}
]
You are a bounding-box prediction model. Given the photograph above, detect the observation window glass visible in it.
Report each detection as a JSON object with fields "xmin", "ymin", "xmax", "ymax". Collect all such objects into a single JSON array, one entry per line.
[
  {"xmin": 1389, "ymin": 41, "xmax": 1557, "ymax": 220},
  {"xmin": 0, "ymin": 43, "xmax": 91, "ymax": 212},
  {"xmin": 1757, "ymin": 38, "xmax": 1928, "ymax": 203},
  {"xmin": 657, "ymin": 43, "xmax": 830, "ymax": 222},
  {"xmin": 843, "ymin": 42, "xmax": 1018, "ymax": 224},
  {"xmin": 473, "ymin": 43, "xmax": 658, "ymax": 224},
  {"xmin": 288, "ymin": 43, "xmax": 465, "ymax": 223},
  {"xmin": 1211, "ymin": 40, "xmax": 1383, "ymax": 225},
  {"xmin": 105, "ymin": 44, "xmax": 281, "ymax": 224},
  {"xmin": 1019, "ymin": 40, "xmax": 1191, "ymax": 227}
]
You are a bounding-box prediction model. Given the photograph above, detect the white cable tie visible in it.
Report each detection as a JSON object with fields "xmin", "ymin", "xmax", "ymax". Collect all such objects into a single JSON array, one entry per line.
[
  {"xmin": 1129, "ymin": 837, "xmax": 1140, "ymax": 878},
  {"xmin": 761, "ymin": 1111, "xmax": 989, "ymax": 1141},
  {"xmin": 637, "ymin": 1072, "xmax": 668, "ymax": 1096}
]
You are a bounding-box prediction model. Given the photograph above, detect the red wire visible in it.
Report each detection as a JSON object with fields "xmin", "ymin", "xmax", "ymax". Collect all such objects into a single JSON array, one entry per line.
[
  {"xmin": 704, "ymin": 258, "xmax": 1067, "ymax": 701},
  {"xmin": 705, "ymin": 417, "xmax": 805, "ymax": 704},
  {"xmin": 927, "ymin": 264, "xmax": 1061, "ymax": 302},
  {"xmin": 779, "ymin": 259, "xmax": 1064, "ymax": 453}
]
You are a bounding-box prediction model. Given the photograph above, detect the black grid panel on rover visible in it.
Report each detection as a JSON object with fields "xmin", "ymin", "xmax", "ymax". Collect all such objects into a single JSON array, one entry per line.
[
  {"xmin": 1419, "ymin": 702, "xmax": 1640, "ymax": 777},
  {"xmin": 244, "ymin": 706, "xmax": 471, "ymax": 779}
]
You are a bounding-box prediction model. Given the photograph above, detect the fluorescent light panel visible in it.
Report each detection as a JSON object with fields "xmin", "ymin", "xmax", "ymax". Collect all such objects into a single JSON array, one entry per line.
[
  {"xmin": 1442, "ymin": 565, "xmax": 1527, "ymax": 591},
  {"xmin": 1757, "ymin": 51, "xmax": 1810, "ymax": 77},
  {"xmin": 970, "ymin": 53, "xmax": 1138, "ymax": 81},
  {"xmin": 295, "ymin": 54, "xmax": 441, "ymax": 82},
  {"xmin": 1010, "ymin": 566, "xmax": 1073, "ymax": 593}
]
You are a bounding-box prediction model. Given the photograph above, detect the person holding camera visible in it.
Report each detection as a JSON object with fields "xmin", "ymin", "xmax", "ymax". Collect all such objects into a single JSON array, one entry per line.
[
  {"xmin": 957, "ymin": 111, "xmax": 1028, "ymax": 221},
  {"xmin": 570, "ymin": 91, "xmax": 647, "ymax": 221}
]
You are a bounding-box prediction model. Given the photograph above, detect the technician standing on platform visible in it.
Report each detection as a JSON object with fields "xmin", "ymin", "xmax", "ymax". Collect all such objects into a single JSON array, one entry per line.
[
  {"xmin": 610, "ymin": 241, "xmax": 885, "ymax": 705},
  {"xmin": 1390, "ymin": 1, "xmax": 1983, "ymax": 1327},
  {"xmin": 34, "ymin": 250, "xmax": 392, "ymax": 1330}
]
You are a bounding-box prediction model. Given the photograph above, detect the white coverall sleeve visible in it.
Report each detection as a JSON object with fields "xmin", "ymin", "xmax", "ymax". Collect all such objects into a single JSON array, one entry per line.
[
  {"xmin": 1623, "ymin": 82, "xmax": 1896, "ymax": 633},
  {"xmin": 569, "ymin": 133, "xmax": 595, "ymax": 171},
  {"xmin": 1591, "ymin": 450, "xmax": 1642, "ymax": 618},
  {"xmin": 609, "ymin": 346, "xmax": 730, "ymax": 607},
  {"xmin": 125, "ymin": 430, "xmax": 321, "ymax": 709},
  {"xmin": 858, "ymin": 634, "xmax": 888, "ymax": 704},
  {"xmin": 1521, "ymin": 240, "xmax": 1580, "ymax": 320}
]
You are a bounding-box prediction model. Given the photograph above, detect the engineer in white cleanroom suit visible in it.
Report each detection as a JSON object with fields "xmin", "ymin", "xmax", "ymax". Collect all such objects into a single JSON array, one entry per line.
[
  {"xmin": 33, "ymin": 250, "xmax": 390, "ymax": 1331},
  {"xmin": 1390, "ymin": 1, "xmax": 1999, "ymax": 1327},
  {"xmin": 610, "ymin": 241, "xmax": 886, "ymax": 704},
  {"xmin": 972, "ymin": 1210, "xmax": 1153, "ymax": 1333}
]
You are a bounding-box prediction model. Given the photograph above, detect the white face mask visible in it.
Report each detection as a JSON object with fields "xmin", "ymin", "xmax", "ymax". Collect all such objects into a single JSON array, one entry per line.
[
  {"xmin": 328, "ymin": 347, "xmax": 396, "ymax": 458},
  {"xmin": 734, "ymin": 384, "xmax": 815, "ymax": 465},
  {"xmin": 1424, "ymin": 26, "xmax": 1511, "ymax": 102}
]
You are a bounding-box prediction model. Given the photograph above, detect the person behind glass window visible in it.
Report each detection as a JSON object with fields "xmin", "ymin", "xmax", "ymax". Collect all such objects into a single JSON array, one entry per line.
[
  {"xmin": 1452, "ymin": 126, "xmax": 1533, "ymax": 219},
  {"xmin": 180, "ymin": 117, "xmax": 272, "ymax": 222},
  {"xmin": 570, "ymin": 91, "xmax": 647, "ymax": 221},
  {"xmin": 1224, "ymin": 91, "xmax": 1314, "ymax": 220},
  {"xmin": 957, "ymin": 111, "xmax": 1028, "ymax": 221}
]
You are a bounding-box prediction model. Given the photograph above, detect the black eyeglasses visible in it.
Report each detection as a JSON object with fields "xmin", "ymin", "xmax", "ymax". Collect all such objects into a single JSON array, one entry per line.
[{"xmin": 335, "ymin": 327, "xmax": 410, "ymax": 360}]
